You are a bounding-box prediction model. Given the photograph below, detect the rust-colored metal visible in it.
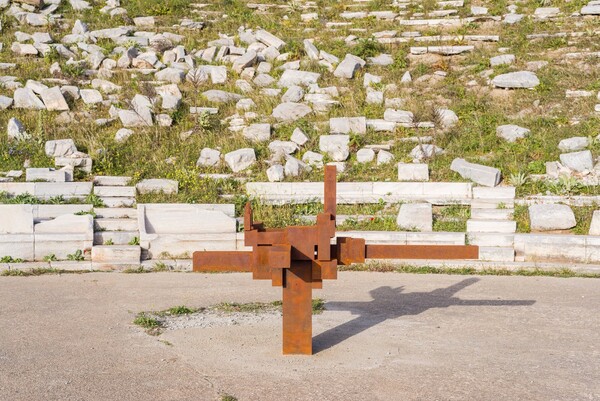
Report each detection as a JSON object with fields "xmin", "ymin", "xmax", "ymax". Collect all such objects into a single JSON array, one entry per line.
[{"xmin": 193, "ymin": 165, "xmax": 480, "ymax": 355}]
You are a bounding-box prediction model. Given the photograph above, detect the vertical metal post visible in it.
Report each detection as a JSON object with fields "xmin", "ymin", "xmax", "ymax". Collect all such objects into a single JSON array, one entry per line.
[{"xmin": 282, "ymin": 261, "xmax": 313, "ymax": 355}]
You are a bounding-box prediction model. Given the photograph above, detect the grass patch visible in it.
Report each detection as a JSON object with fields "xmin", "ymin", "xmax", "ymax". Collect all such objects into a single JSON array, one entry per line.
[
  {"xmin": 0, "ymin": 268, "xmax": 89, "ymax": 276},
  {"xmin": 133, "ymin": 313, "xmax": 163, "ymax": 335},
  {"xmin": 339, "ymin": 262, "xmax": 600, "ymax": 278}
]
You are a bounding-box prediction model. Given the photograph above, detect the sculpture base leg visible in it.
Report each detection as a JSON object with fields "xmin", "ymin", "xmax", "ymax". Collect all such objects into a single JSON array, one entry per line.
[{"xmin": 282, "ymin": 261, "xmax": 312, "ymax": 355}]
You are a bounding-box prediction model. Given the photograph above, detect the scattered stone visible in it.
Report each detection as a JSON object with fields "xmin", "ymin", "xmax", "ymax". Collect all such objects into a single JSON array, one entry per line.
[
  {"xmin": 290, "ymin": 127, "xmax": 309, "ymax": 146},
  {"xmin": 319, "ymin": 135, "xmax": 350, "ymax": 161},
  {"xmin": 13, "ymin": 87, "xmax": 45, "ymax": 110},
  {"xmin": 436, "ymin": 109, "xmax": 458, "ymax": 129},
  {"xmin": 377, "ymin": 150, "xmax": 394, "ymax": 165},
  {"xmin": 196, "ymin": 148, "xmax": 221, "ymax": 167},
  {"xmin": 396, "ymin": 203, "xmax": 432, "ymax": 232},
  {"xmin": 588, "ymin": 211, "xmax": 600, "ymax": 235},
  {"xmin": 384, "ymin": 109, "xmax": 414, "ymax": 123},
  {"xmin": 7, "ymin": 117, "xmax": 30, "ymax": 141},
  {"xmin": 232, "ymin": 50, "xmax": 257, "ymax": 74},
  {"xmin": 80, "ymin": 89, "xmax": 103, "ymax": 105},
  {"xmin": 558, "ymin": 137, "xmax": 589, "ymax": 152},
  {"xmin": 284, "ymin": 156, "xmax": 310, "ymax": 177},
  {"xmin": 398, "ymin": 163, "xmax": 429, "ymax": 181},
  {"xmin": 45, "ymin": 139, "xmax": 77, "ymax": 157},
  {"xmin": 492, "ymin": 71, "xmax": 540, "ymax": 89},
  {"xmin": 278, "ymin": 70, "xmax": 320, "ymax": 87},
  {"xmin": 40, "ymin": 86, "xmax": 69, "ymax": 111},
  {"xmin": 333, "ymin": 54, "xmax": 365, "ymax": 79},
  {"xmin": 114, "ymin": 128, "xmax": 133, "ymax": 143},
  {"xmin": 356, "ymin": 148, "xmax": 375, "ymax": 163},
  {"xmin": 155, "ymin": 67, "xmax": 185, "ymax": 83},
  {"xmin": 272, "ymin": 102, "xmax": 312, "ymax": 122},
  {"xmin": 281, "ymin": 85, "xmax": 304, "ymax": 103},
  {"xmin": 496, "ymin": 125, "xmax": 530, "ymax": 142},
  {"xmin": 529, "ymin": 204, "xmax": 576, "ymax": 231},
  {"xmin": 255, "ymin": 30, "xmax": 286, "ymax": 50},
  {"xmin": 302, "ymin": 151, "xmax": 324, "ymax": 168},
  {"xmin": 266, "ymin": 164, "xmax": 285, "ymax": 182},
  {"xmin": 559, "ymin": 150, "xmax": 593, "ymax": 172},
  {"xmin": 242, "ymin": 123, "xmax": 271, "ymax": 142},
  {"xmin": 450, "ymin": 158, "xmax": 501, "ymax": 187},
  {"xmin": 330, "ymin": 117, "xmax": 366, "ymax": 135},
  {"xmin": 0, "ymin": 96, "xmax": 13, "ymax": 110},
  {"xmin": 203, "ymin": 90, "xmax": 242, "ymax": 103},
  {"xmin": 224, "ymin": 148, "xmax": 256, "ymax": 172},
  {"xmin": 490, "ymin": 54, "xmax": 515, "ymax": 67},
  {"xmin": 410, "ymin": 144, "xmax": 444, "ymax": 162},
  {"xmin": 268, "ymin": 141, "xmax": 298, "ymax": 155}
]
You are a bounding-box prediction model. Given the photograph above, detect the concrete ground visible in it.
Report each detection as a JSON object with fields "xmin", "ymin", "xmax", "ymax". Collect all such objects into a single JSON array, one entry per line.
[{"xmin": 0, "ymin": 272, "xmax": 599, "ymax": 401}]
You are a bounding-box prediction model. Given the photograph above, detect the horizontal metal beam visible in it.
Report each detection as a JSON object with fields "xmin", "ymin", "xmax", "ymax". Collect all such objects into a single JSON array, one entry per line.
[{"xmin": 365, "ymin": 244, "xmax": 479, "ymax": 260}]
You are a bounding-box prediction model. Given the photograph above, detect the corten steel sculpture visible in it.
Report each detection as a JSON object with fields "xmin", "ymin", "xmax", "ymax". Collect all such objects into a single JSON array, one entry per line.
[{"xmin": 193, "ymin": 166, "xmax": 479, "ymax": 355}]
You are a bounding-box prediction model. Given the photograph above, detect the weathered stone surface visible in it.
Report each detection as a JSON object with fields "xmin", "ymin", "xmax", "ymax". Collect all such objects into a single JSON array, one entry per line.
[
  {"xmin": 232, "ymin": 50, "xmax": 257, "ymax": 74},
  {"xmin": 0, "ymin": 204, "xmax": 34, "ymax": 234},
  {"xmin": 284, "ymin": 156, "xmax": 311, "ymax": 177},
  {"xmin": 319, "ymin": 135, "xmax": 350, "ymax": 161},
  {"xmin": 490, "ymin": 54, "xmax": 515, "ymax": 67},
  {"xmin": 410, "ymin": 144, "xmax": 444, "ymax": 161},
  {"xmin": 136, "ymin": 179, "xmax": 178, "ymax": 195},
  {"xmin": 114, "ymin": 128, "xmax": 133, "ymax": 143},
  {"xmin": 92, "ymin": 79, "xmax": 121, "ymax": 94},
  {"xmin": 356, "ymin": 148, "xmax": 375, "ymax": 163},
  {"xmin": 40, "ymin": 86, "xmax": 69, "ymax": 111},
  {"xmin": 589, "ymin": 211, "xmax": 600, "ymax": 235},
  {"xmin": 196, "ymin": 148, "xmax": 221, "ymax": 167},
  {"xmin": 330, "ymin": 117, "xmax": 366, "ymax": 135},
  {"xmin": 450, "ymin": 158, "xmax": 501, "ymax": 187},
  {"xmin": 281, "ymin": 85, "xmax": 304, "ymax": 103},
  {"xmin": 203, "ymin": 90, "xmax": 242, "ymax": 103},
  {"xmin": 13, "ymin": 87, "xmax": 45, "ymax": 110},
  {"xmin": 224, "ymin": 148, "xmax": 256, "ymax": 172},
  {"xmin": 437, "ymin": 109, "xmax": 458, "ymax": 128},
  {"xmin": 155, "ymin": 67, "xmax": 185, "ymax": 83},
  {"xmin": 377, "ymin": 150, "xmax": 394, "ymax": 165},
  {"xmin": 266, "ymin": 164, "xmax": 285, "ymax": 182},
  {"xmin": 302, "ymin": 151, "xmax": 324, "ymax": 168},
  {"xmin": 397, "ymin": 203, "xmax": 433, "ymax": 232},
  {"xmin": 272, "ymin": 102, "xmax": 312, "ymax": 121},
  {"xmin": 26, "ymin": 168, "xmax": 67, "ymax": 183},
  {"xmin": 268, "ymin": 141, "xmax": 298, "ymax": 155},
  {"xmin": 398, "ymin": 163, "xmax": 429, "ymax": 181},
  {"xmin": 242, "ymin": 123, "xmax": 271, "ymax": 142},
  {"xmin": 581, "ymin": 5, "xmax": 600, "ymax": 15},
  {"xmin": 290, "ymin": 127, "xmax": 308, "ymax": 146},
  {"xmin": 0, "ymin": 96, "xmax": 13, "ymax": 110},
  {"xmin": 45, "ymin": 139, "xmax": 77, "ymax": 157},
  {"xmin": 278, "ymin": 70, "xmax": 320, "ymax": 87},
  {"xmin": 558, "ymin": 137, "xmax": 589, "ymax": 152},
  {"xmin": 383, "ymin": 109, "xmax": 414, "ymax": 123},
  {"xmin": 491, "ymin": 71, "xmax": 539, "ymax": 89},
  {"xmin": 559, "ymin": 150, "xmax": 593, "ymax": 172},
  {"xmin": 496, "ymin": 125, "xmax": 530, "ymax": 142},
  {"xmin": 8, "ymin": 118, "xmax": 30, "ymax": 141},
  {"xmin": 255, "ymin": 30, "xmax": 286, "ymax": 50},
  {"xmin": 156, "ymin": 84, "xmax": 182, "ymax": 110},
  {"xmin": 333, "ymin": 54, "xmax": 365, "ymax": 79},
  {"xmin": 80, "ymin": 89, "xmax": 103, "ymax": 104},
  {"xmin": 529, "ymin": 204, "xmax": 576, "ymax": 231}
]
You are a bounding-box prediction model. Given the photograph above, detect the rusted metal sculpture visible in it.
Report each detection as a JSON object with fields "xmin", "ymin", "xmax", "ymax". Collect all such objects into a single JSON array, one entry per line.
[{"xmin": 193, "ymin": 166, "xmax": 479, "ymax": 355}]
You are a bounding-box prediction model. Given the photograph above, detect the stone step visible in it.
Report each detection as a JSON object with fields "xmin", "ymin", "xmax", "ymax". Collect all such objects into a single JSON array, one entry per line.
[
  {"xmin": 472, "ymin": 186, "xmax": 515, "ymax": 200},
  {"xmin": 94, "ymin": 208, "xmax": 138, "ymax": 219},
  {"xmin": 466, "ymin": 219, "xmax": 516, "ymax": 233},
  {"xmin": 94, "ymin": 218, "xmax": 138, "ymax": 232},
  {"xmin": 99, "ymin": 197, "xmax": 136, "ymax": 208},
  {"xmin": 478, "ymin": 246, "xmax": 515, "ymax": 262},
  {"xmin": 467, "ymin": 233, "xmax": 514, "ymax": 247},
  {"xmin": 470, "ymin": 208, "xmax": 514, "ymax": 220},
  {"xmin": 91, "ymin": 245, "xmax": 141, "ymax": 270},
  {"xmin": 94, "ymin": 186, "xmax": 136, "ymax": 197},
  {"xmin": 471, "ymin": 199, "xmax": 515, "ymax": 209},
  {"xmin": 93, "ymin": 176, "xmax": 132, "ymax": 186},
  {"xmin": 94, "ymin": 231, "xmax": 139, "ymax": 246}
]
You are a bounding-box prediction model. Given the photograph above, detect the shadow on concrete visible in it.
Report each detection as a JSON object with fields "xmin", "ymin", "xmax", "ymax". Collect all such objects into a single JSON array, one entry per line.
[{"xmin": 313, "ymin": 277, "xmax": 535, "ymax": 353}]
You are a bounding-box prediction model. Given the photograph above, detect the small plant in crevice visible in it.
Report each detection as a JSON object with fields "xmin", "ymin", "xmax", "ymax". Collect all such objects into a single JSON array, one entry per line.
[{"xmin": 67, "ymin": 250, "xmax": 85, "ymax": 261}]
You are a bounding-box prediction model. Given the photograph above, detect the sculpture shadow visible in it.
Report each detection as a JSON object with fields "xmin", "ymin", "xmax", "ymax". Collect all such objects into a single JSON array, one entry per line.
[{"xmin": 313, "ymin": 277, "xmax": 535, "ymax": 353}]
